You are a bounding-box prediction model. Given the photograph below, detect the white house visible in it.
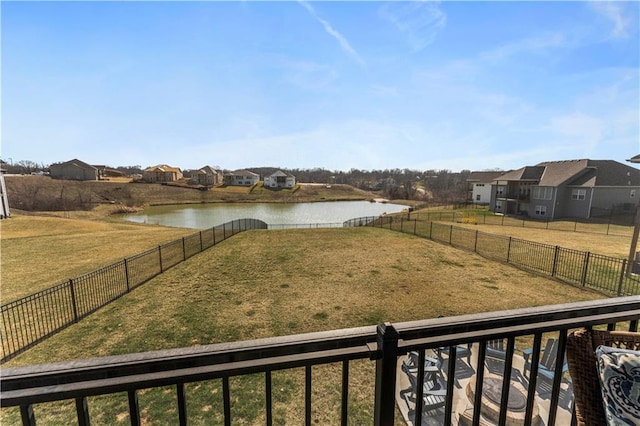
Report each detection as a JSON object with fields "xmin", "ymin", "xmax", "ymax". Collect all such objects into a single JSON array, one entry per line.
[
  {"xmin": 264, "ymin": 170, "xmax": 296, "ymax": 189},
  {"xmin": 467, "ymin": 171, "xmax": 505, "ymax": 205},
  {"xmin": 224, "ymin": 170, "xmax": 260, "ymax": 186}
]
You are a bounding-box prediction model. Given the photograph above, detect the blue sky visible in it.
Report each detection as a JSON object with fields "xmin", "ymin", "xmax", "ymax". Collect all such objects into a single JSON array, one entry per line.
[{"xmin": 2, "ymin": 1, "xmax": 639, "ymax": 172}]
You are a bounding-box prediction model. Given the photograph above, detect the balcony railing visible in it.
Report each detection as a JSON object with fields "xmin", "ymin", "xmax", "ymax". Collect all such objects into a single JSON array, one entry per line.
[{"xmin": 2, "ymin": 297, "xmax": 639, "ymax": 425}]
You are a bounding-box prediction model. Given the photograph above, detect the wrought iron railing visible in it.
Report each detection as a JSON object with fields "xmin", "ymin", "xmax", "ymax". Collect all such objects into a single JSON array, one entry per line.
[
  {"xmin": 357, "ymin": 215, "xmax": 640, "ymax": 297},
  {"xmin": 0, "ymin": 219, "xmax": 268, "ymax": 363},
  {"xmin": 2, "ymin": 297, "xmax": 639, "ymax": 425}
]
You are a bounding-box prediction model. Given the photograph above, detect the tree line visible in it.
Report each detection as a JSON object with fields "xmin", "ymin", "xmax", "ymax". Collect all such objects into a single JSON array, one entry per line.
[{"xmin": 1, "ymin": 159, "xmax": 473, "ymax": 202}]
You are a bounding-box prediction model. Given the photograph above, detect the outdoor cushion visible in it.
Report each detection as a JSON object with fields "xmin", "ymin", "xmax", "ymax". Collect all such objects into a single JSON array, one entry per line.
[{"xmin": 595, "ymin": 345, "xmax": 640, "ymax": 426}]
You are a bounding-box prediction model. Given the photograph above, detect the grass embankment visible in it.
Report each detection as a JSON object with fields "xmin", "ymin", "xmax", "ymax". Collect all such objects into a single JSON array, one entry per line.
[
  {"xmin": 0, "ymin": 215, "xmax": 193, "ymax": 301},
  {"xmin": 4, "ymin": 176, "xmax": 378, "ymax": 212},
  {"xmin": 2, "ymin": 227, "xmax": 603, "ymax": 424}
]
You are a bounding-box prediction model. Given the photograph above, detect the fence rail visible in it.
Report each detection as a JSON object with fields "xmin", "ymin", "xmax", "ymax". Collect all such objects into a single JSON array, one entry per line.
[
  {"xmin": 0, "ymin": 219, "xmax": 268, "ymax": 363},
  {"xmin": 354, "ymin": 215, "xmax": 640, "ymax": 297}
]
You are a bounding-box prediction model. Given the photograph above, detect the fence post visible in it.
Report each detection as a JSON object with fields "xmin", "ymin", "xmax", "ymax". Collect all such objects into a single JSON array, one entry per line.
[
  {"xmin": 223, "ymin": 223, "xmax": 227, "ymax": 239},
  {"xmin": 506, "ymin": 237, "xmax": 512, "ymax": 262},
  {"xmin": 213, "ymin": 227, "xmax": 216, "ymax": 245},
  {"xmin": 501, "ymin": 215, "xmax": 505, "ymax": 226},
  {"xmin": 617, "ymin": 259, "xmax": 627, "ymax": 296},
  {"xmin": 474, "ymin": 230, "xmax": 479, "ymax": 252},
  {"xmin": 413, "ymin": 219, "xmax": 417, "ymax": 235},
  {"xmin": 199, "ymin": 231, "xmax": 203, "ymax": 252},
  {"xmin": 373, "ymin": 323, "xmax": 398, "ymax": 426},
  {"xmin": 400, "ymin": 217, "xmax": 404, "ymax": 233},
  {"xmin": 232, "ymin": 220, "xmax": 235, "ymax": 235},
  {"xmin": 182, "ymin": 237, "xmax": 186, "ymax": 261},
  {"xmin": 581, "ymin": 252, "xmax": 590, "ymax": 287},
  {"xmin": 158, "ymin": 246, "xmax": 163, "ymax": 273},
  {"xmin": 124, "ymin": 258, "xmax": 130, "ymax": 292},
  {"xmin": 69, "ymin": 279, "xmax": 79, "ymax": 322},
  {"xmin": 552, "ymin": 246, "xmax": 560, "ymax": 277},
  {"xmin": 429, "ymin": 222, "xmax": 433, "ymax": 239},
  {"xmin": 449, "ymin": 224, "xmax": 453, "ymax": 244}
]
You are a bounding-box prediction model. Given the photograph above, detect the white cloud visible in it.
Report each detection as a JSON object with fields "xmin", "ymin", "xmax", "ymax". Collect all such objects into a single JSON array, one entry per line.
[
  {"xmin": 298, "ymin": 1, "xmax": 366, "ymax": 66},
  {"xmin": 589, "ymin": 1, "xmax": 633, "ymax": 39},
  {"xmin": 480, "ymin": 32, "xmax": 566, "ymax": 62},
  {"xmin": 379, "ymin": 0, "xmax": 446, "ymax": 52}
]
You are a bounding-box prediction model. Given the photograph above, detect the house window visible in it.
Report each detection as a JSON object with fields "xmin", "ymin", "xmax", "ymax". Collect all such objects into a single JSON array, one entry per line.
[
  {"xmin": 535, "ymin": 205, "xmax": 547, "ymax": 216},
  {"xmin": 532, "ymin": 186, "xmax": 553, "ymax": 200},
  {"xmin": 477, "ymin": 184, "xmax": 484, "ymax": 187},
  {"xmin": 495, "ymin": 201, "xmax": 503, "ymax": 209},
  {"xmin": 476, "ymin": 194, "xmax": 481, "ymax": 201},
  {"xmin": 496, "ymin": 186, "xmax": 505, "ymax": 196},
  {"xmin": 571, "ymin": 189, "xmax": 586, "ymax": 200},
  {"xmin": 631, "ymin": 190, "xmax": 636, "ymax": 198}
]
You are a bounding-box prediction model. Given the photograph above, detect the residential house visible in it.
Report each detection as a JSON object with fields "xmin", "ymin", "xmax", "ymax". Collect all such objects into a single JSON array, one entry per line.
[
  {"xmin": 489, "ymin": 159, "xmax": 640, "ymax": 219},
  {"xmin": 142, "ymin": 165, "xmax": 183, "ymax": 183},
  {"xmin": 467, "ymin": 171, "xmax": 505, "ymax": 205},
  {"xmin": 49, "ymin": 159, "xmax": 100, "ymax": 181},
  {"xmin": 264, "ymin": 170, "xmax": 296, "ymax": 189},
  {"xmin": 191, "ymin": 166, "xmax": 223, "ymax": 186},
  {"xmin": 224, "ymin": 170, "xmax": 260, "ymax": 187}
]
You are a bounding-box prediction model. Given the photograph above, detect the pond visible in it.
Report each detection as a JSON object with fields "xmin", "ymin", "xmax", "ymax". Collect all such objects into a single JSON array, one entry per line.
[{"xmin": 124, "ymin": 200, "xmax": 408, "ymax": 229}]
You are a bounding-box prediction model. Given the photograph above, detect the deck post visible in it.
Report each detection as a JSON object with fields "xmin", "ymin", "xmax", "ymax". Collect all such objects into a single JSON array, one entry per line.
[{"xmin": 373, "ymin": 322, "xmax": 398, "ymax": 426}]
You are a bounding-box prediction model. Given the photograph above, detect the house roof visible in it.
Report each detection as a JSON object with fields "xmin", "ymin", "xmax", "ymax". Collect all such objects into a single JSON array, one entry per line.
[
  {"xmin": 494, "ymin": 159, "xmax": 640, "ymax": 188},
  {"xmin": 145, "ymin": 165, "xmax": 181, "ymax": 173},
  {"xmin": 51, "ymin": 159, "xmax": 97, "ymax": 171},
  {"xmin": 467, "ymin": 171, "xmax": 506, "ymax": 183},
  {"xmin": 269, "ymin": 170, "xmax": 294, "ymax": 178},
  {"xmin": 197, "ymin": 166, "xmax": 221, "ymax": 175},
  {"xmin": 231, "ymin": 169, "xmax": 259, "ymax": 177}
]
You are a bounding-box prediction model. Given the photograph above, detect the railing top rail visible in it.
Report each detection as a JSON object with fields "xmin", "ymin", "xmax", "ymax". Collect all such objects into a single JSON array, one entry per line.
[{"xmin": 394, "ymin": 296, "xmax": 640, "ymax": 349}]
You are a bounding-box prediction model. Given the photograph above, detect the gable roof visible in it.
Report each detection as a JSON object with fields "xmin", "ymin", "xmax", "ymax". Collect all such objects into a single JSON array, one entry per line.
[
  {"xmin": 145, "ymin": 164, "xmax": 181, "ymax": 173},
  {"xmin": 51, "ymin": 159, "xmax": 97, "ymax": 171},
  {"xmin": 231, "ymin": 169, "xmax": 259, "ymax": 177},
  {"xmin": 494, "ymin": 159, "xmax": 640, "ymax": 188},
  {"xmin": 198, "ymin": 166, "xmax": 221, "ymax": 175},
  {"xmin": 268, "ymin": 170, "xmax": 294, "ymax": 178},
  {"xmin": 467, "ymin": 171, "xmax": 505, "ymax": 183}
]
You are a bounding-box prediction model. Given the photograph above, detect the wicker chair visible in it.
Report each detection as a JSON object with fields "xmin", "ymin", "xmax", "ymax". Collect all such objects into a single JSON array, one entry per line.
[{"xmin": 565, "ymin": 328, "xmax": 640, "ymax": 426}]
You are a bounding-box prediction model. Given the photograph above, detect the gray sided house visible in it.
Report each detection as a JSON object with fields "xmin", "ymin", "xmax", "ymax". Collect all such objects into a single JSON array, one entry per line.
[
  {"xmin": 49, "ymin": 159, "xmax": 100, "ymax": 181},
  {"xmin": 490, "ymin": 159, "xmax": 640, "ymax": 219},
  {"xmin": 192, "ymin": 166, "xmax": 223, "ymax": 186},
  {"xmin": 224, "ymin": 170, "xmax": 260, "ymax": 186},
  {"xmin": 264, "ymin": 170, "xmax": 296, "ymax": 189},
  {"xmin": 142, "ymin": 165, "xmax": 183, "ymax": 183}
]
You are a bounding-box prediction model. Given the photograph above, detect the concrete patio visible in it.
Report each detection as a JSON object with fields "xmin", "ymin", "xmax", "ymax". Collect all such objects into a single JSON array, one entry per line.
[{"xmin": 396, "ymin": 343, "xmax": 574, "ymax": 425}]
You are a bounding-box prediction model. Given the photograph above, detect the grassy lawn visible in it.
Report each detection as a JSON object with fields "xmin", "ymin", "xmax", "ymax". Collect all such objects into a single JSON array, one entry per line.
[
  {"xmin": 0, "ymin": 214, "xmax": 194, "ymax": 301},
  {"xmin": 2, "ymin": 227, "xmax": 603, "ymax": 424}
]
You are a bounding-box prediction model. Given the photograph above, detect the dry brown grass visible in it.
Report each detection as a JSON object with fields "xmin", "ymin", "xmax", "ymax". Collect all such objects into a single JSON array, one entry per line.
[
  {"xmin": 447, "ymin": 221, "xmax": 630, "ymax": 258},
  {"xmin": 0, "ymin": 214, "xmax": 193, "ymax": 301},
  {"xmin": 6, "ymin": 227, "xmax": 602, "ymax": 367},
  {"xmin": 1, "ymin": 227, "xmax": 606, "ymax": 424}
]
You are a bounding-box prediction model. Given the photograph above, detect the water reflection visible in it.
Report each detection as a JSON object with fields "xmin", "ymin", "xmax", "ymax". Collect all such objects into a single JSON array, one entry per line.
[{"xmin": 125, "ymin": 200, "xmax": 407, "ymax": 229}]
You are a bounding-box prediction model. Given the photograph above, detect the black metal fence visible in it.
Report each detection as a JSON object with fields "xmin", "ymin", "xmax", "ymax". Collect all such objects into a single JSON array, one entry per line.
[
  {"xmin": 353, "ymin": 215, "xmax": 640, "ymax": 297},
  {"xmin": 407, "ymin": 209, "xmax": 634, "ymax": 237},
  {"xmin": 0, "ymin": 219, "xmax": 267, "ymax": 363}
]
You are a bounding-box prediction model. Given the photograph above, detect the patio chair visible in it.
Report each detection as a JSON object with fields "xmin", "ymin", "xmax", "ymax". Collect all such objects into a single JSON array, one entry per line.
[
  {"xmin": 436, "ymin": 343, "xmax": 472, "ymax": 365},
  {"xmin": 403, "ymin": 351, "xmax": 442, "ymax": 382},
  {"xmin": 486, "ymin": 339, "xmax": 507, "ymax": 361},
  {"xmin": 523, "ymin": 337, "xmax": 568, "ymax": 383},
  {"xmin": 400, "ymin": 362, "xmax": 447, "ymax": 415},
  {"xmin": 566, "ymin": 328, "xmax": 640, "ymax": 426}
]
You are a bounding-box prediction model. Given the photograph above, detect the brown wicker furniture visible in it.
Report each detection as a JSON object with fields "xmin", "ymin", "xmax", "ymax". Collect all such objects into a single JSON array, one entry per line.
[{"xmin": 566, "ymin": 328, "xmax": 640, "ymax": 426}]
